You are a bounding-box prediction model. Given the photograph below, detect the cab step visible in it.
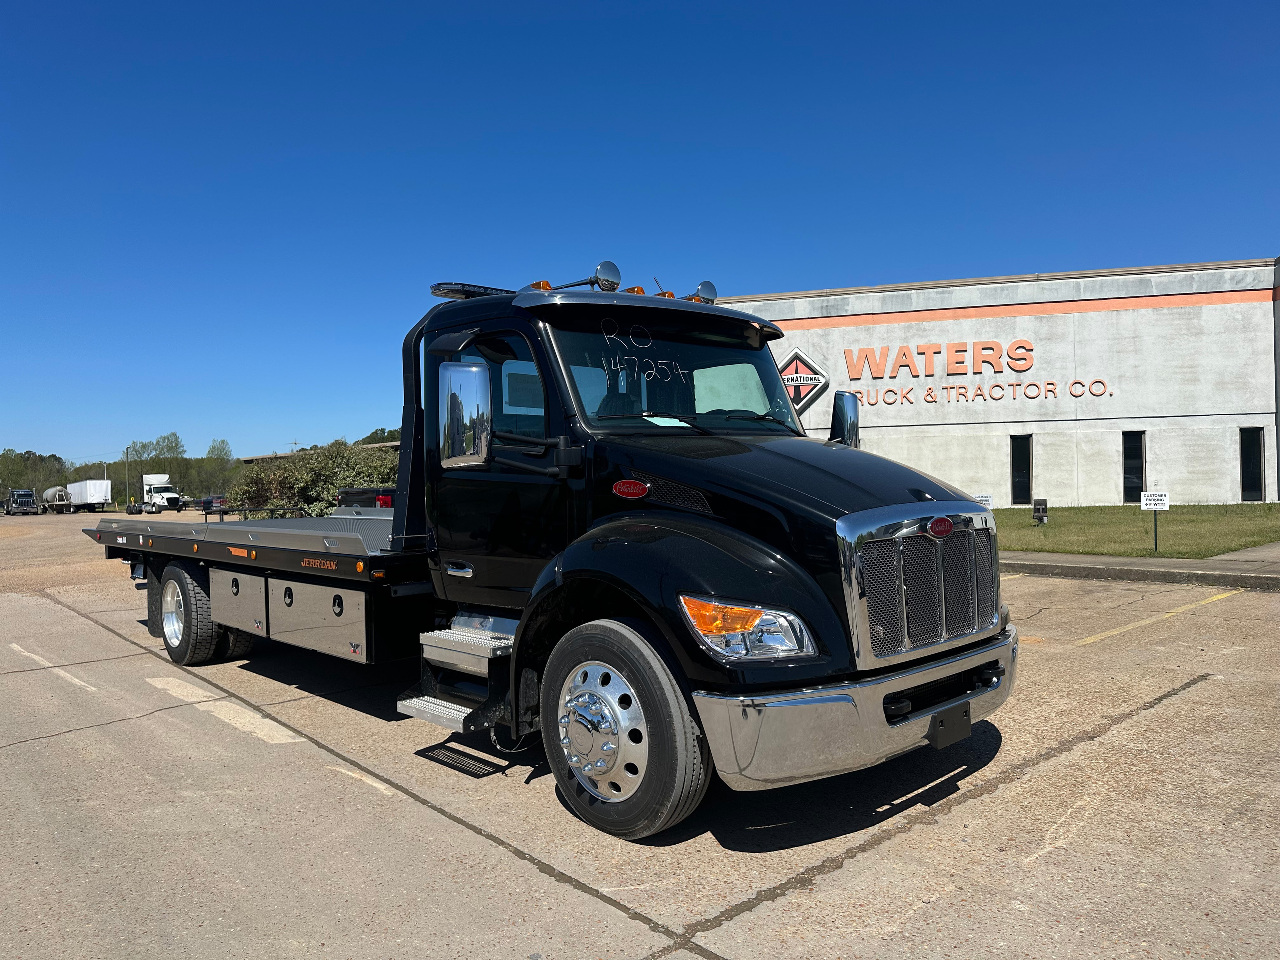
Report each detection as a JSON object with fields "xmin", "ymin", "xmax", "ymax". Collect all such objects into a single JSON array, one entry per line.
[
  {"xmin": 419, "ymin": 625, "xmax": 513, "ymax": 676},
  {"xmin": 397, "ymin": 693, "xmax": 474, "ymax": 732},
  {"xmin": 397, "ymin": 613, "xmax": 517, "ymax": 734}
]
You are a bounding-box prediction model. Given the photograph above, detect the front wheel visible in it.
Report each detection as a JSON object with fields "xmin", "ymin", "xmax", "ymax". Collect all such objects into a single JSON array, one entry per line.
[{"xmin": 540, "ymin": 619, "xmax": 711, "ymax": 840}]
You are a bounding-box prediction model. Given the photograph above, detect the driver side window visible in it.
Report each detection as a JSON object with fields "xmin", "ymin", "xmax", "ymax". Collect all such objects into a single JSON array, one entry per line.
[{"xmin": 459, "ymin": 334, "xmax": 547, "ymax": 441}]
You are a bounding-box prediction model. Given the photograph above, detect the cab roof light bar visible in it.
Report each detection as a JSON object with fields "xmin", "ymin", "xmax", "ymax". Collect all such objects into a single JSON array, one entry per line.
[{"xmin": 430, "ymin": 261, "xmax": 717, "ymax": 304}]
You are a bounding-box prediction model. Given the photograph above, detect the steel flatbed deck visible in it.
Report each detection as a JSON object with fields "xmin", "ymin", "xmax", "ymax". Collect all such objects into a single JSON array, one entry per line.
[{"xmin": 86, "ymin": 510, "xmax": 434, "ymax": 590}]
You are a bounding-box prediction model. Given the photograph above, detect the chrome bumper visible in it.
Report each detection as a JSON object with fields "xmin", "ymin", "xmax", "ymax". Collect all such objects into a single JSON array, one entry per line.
[{"xmin": 691, "ymin": 626, "xmax": 1018, "ymax": 791}]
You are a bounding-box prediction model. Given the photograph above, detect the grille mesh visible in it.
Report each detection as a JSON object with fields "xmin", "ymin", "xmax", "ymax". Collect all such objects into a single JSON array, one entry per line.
[
  {"xmin": 975, "ymin": 528, "xmax": 997, "ymax": 628},
  {"xmin": 858, "ymin": 522, "xmax": 998, "ymax": 660},
  {"xmin": 861, "ymin": 539, "xmax": 905, "ymax": 657},
  {"xmin": 942, "ymin": 530, "xmax": 976, "ymax": 637},
  {"xmin": 901, "ymin": 536, "xmax": 942, "ymax": 647},
  {"xmin": 630, "ymin": 471, "xmax": 712, "ymax": 514}
]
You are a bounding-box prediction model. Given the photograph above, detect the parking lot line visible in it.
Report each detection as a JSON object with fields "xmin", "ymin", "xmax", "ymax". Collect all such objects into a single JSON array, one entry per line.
[
  {"xmin": 1075, "ymin": 589, "xmax": 1244, "ymax": 646},
  {"xmin": 9, "ymin": 643, "xmax": 97, "ymax": 691}
]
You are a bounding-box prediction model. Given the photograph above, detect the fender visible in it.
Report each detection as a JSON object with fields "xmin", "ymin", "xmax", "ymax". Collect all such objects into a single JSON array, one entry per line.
[{"xmin": 511, "ymin": 513, "xmax": 854, "ymax": 721}]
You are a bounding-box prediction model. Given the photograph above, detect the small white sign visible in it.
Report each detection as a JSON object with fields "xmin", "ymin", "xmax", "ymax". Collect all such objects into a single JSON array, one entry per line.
[
  {"xmin": 1140, "ymin": 491, "xmax": 1169, "ymax": 511},
  {"xmin": 972, "ymin": 493, "xmax": 995, "ymax": 508}
]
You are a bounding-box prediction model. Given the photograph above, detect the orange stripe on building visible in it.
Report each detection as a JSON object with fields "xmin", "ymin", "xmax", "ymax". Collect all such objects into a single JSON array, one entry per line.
[{"xmin": 775, "ymin": 287, "xmax": 1277, "ymax": 331}]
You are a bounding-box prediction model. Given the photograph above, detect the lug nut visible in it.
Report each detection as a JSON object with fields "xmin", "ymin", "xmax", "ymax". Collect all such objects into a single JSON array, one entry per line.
[
  {"xmin": 559, "ymin": 715, "xmax": 570, "ymax": 725},
  {"xmin": 561, "ymin": 736, "xmax": 571, "ymax": 746},
  {"xmin": 600, "ymin": 742, "xmax": 616, "ymax": 752}
]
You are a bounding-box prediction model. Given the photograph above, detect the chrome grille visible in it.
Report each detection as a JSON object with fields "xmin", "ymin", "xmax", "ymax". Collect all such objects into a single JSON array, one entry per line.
[
  {"xmin": 853, "ymin": 514, "xmax": 999, "ymax": 664},
  {"xmin": 942, "ymin": 530, "xmax": 976, "ymax": 637},
  {"xmin": 975, "ymin": 528, "xmax": 997, "ymax": 629},
  {"xmin": 901, "ymin": 536, "xmax": 942, "ymax": 648},
  {"xmin": 860, "ymin": 539, "xmax": 904, "ymax": 658}
]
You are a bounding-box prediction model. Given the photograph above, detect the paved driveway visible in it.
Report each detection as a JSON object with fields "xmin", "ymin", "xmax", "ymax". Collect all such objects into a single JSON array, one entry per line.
[{"xmin": 2, "ymin": 515, "xmax": 1277, "ymax": 959}]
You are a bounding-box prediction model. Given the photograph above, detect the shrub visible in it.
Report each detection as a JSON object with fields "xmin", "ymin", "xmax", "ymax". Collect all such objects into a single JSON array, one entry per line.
[{"xmin": 230, "ymin": 441, "xmax": 398, "ymax": 516}]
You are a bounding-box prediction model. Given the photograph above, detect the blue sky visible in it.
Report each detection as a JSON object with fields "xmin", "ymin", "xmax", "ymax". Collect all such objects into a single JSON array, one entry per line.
[{"xmin": 3, "ymin": 1, "xmax": 1278, "ymax": 462}]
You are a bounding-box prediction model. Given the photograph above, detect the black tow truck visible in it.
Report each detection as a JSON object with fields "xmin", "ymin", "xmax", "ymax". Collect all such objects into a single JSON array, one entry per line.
[{"xmin": 87, "ymin": 261, "xmax": 1018, "ymax": 839}]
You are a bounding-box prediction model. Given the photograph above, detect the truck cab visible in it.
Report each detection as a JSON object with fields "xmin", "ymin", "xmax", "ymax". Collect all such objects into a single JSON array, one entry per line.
[
  {"xmin": 6, "ymin": 489, "xmax": 39, "ymax": 516},
  {"xmin": 88, "ymin": 263, "xmax": 1017, "ymax": 839}
]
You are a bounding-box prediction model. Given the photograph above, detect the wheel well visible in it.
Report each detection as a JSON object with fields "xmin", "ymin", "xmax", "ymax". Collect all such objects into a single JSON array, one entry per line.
[{"xmin": 513, "ymin": 578, "xmax": 673, "ymax": 735}]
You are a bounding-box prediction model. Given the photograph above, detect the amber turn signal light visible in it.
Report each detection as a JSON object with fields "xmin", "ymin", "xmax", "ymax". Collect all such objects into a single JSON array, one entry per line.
[
  {"xmin": 679, "ymin": 596, "xmax": 764, "ymax": 635},
  {"xmin": 356, "ymin": 561, "xmax": 364, "ymax": 573}
]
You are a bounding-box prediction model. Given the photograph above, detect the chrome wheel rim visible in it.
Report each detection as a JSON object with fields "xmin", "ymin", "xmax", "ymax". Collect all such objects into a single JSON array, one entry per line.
[
  {"xmin": 161, "ymin": 580, "xmax": 184, "ymax": 649},
  {"xmin": 557, "ymin": 660, "xmax": 649, "ymax": 802}
]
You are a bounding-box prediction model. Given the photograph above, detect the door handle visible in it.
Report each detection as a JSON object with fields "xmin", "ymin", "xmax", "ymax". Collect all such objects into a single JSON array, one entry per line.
[{"xmin": 445, "ymin": 561, "xmax": 474, "ymax": 578}]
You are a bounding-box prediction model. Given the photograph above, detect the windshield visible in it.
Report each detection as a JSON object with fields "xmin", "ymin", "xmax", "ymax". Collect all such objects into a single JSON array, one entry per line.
[
  {"xmin": 548, "ymin": 309, "xmax": 801, "ymax": 436},
  {"xmin": 152, "ymin": 485, "xmax": 176, "ymax": 494}
]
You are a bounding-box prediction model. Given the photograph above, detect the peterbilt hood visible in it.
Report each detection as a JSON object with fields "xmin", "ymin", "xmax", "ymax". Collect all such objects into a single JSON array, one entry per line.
[{"xmin": 605, "ymin": 434, "xmax": 973, "ymax": 522}]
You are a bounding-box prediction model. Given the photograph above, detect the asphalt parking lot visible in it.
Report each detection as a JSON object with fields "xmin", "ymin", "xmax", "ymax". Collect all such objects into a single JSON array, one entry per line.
[{"xmin": 2, "ymin": 513, "xmax": 1277, "ymax": 959}]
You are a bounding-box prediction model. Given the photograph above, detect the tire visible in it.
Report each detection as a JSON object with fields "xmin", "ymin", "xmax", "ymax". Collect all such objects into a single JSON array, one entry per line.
[
  {"xmin": 159, "ymin": 563, "xmax": 217, "ymax": 665},
  {"xmin": 540, "ymin": 619, "xmax": 711, "ymax": 840},
  {"xmin": 216, "ymin": 626, "xmax": 256, "ymax": 661}
]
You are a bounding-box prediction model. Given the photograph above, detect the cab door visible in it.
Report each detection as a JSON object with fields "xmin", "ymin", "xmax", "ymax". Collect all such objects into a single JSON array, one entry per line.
[{"xmin": 430, "ymin": 323, "xmax": 569, "ymax": 609}]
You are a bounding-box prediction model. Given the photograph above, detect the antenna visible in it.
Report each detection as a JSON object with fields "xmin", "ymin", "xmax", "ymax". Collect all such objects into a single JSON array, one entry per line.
[{"xmin": 653, "ymin": 277, "xmax": 665, "ymax": 293}]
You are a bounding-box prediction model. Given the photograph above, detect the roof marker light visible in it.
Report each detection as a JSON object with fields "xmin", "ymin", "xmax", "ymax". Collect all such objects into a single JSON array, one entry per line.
[
  {"xmin": 530, "ymin": 280, "xmax": 552, "ymax": 291},
  {"xmin": 656, "ymin": 290, "xmax": 675, "ymax": 298},
  {"xmin": 623, "ymin": 286, "xmax": 646, "ymax": 295}
]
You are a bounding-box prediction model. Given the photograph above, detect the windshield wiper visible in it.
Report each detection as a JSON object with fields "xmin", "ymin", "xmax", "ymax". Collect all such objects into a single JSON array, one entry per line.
[
  {"xmin": 595, "ymin": 412, "xmax": 714, "ymax": 436},
  {"xmin": 724, "ymin": 413, "xmax": 805, "ymax": 436}
]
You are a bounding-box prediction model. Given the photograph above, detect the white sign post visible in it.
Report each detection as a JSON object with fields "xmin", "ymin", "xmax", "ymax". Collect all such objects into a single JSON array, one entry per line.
[{"xmin": 1140, "ymin": 491, "xmax": 1170, "ymax": 553}]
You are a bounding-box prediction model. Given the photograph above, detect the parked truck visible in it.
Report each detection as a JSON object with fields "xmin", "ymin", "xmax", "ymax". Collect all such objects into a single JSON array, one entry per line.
[
  {"xmin": 86, "ymin": 261, "xmax": 1017, "ymax": 838},
  {"xmin": 5, "ymin": 489, "xmax": 39, "ymax": 515},
  {"xmin": 129, "ymin": 474, "xmax": 183, "ymax": 514}
]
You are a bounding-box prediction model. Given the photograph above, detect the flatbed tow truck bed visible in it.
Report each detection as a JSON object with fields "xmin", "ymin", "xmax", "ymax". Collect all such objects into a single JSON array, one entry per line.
[{"xmin": 87, "ymin": 510, "xmax": 435, "ymax": 664}]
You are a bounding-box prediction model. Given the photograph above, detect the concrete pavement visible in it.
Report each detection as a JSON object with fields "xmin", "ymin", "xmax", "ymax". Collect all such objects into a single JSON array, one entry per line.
[
  {"xmin": 1002, "ymin": 540, "xmax": 1280, "ymax": 591},
  {"xmin": 1, "ymin": 513, "xmax": 1278, "ymax": 959}
]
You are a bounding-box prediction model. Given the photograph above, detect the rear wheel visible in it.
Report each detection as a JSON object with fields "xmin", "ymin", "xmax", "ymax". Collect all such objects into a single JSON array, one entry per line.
[
  {"xmin": 159, "ymin": 563, "xmax": 217, "ymax": 665},
  {"xmin": 216, "ymin": 626, "xmax": 256, "ymax": 661},
  {"xmin": 540, "ymin": 619, "xmax": 711, "ymax": 840}
]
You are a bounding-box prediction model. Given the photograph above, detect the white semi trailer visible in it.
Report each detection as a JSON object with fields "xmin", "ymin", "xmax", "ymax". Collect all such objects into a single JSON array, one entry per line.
[{"xmin": 41, "ymin": 481, "xmax": 111, "ymax": 514}]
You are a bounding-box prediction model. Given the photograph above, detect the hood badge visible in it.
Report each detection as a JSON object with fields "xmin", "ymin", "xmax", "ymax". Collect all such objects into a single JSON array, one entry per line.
[
  {"xmin": 613, "ymin": 479, "xmax": 650, "ymax": 499},
  {"xmin": 927, "ymin": 517, "xmax": 954, "ymax": 538},
  {"xmin": 777, "ymin": 347, "xmax": 829, "ymax": 415}
]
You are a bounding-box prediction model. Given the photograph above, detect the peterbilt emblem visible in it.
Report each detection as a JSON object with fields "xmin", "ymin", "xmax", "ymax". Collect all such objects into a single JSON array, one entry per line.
[
  {"xmin": 927, "ymin": 517, "xmax": 954, "ymax": 538},
  {"xmin": 349, "ymin": 642, "xmax": 362, "ymax": 656},
  {"xmin": 777, "ymin": 348, "xmax": 829, "ymax": 414},
  {"xmin": 613, "ymin": 479, "xmax": 649, "ymax": 499}
]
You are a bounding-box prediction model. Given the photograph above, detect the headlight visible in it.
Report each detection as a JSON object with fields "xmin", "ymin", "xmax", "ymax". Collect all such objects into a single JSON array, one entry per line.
[{"xmin": 679, "ymin": 595, "xmax": 816, "ymax": 662}]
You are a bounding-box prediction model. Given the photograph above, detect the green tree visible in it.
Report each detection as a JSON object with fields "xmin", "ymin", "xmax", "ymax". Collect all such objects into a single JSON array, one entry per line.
[{"xmin": 358, "ymin": 427, "xmax": 401, "ymax": 445}]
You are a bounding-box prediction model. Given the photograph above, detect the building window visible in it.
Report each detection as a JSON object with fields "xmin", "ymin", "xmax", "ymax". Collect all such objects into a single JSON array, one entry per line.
[
  {"xmin": 1241, "ymin": 427, "xmax": 1264, "ymax": 502},
  {"xmin": 1010, "ymin": 434, "xmax": 1032, "ymax": 505},
  {"xmin": 1122, "ymin": 431, "xmax": 1146, "ymax": 504}
]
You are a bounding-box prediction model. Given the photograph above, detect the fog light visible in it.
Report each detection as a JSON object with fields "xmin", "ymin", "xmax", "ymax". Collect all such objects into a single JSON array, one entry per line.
[{"xmin": 679, "ymin": 595, "xmax": 816, "ymax": 662}]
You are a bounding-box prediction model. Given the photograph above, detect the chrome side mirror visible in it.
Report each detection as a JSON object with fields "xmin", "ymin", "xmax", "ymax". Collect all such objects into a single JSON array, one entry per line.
[
  {"xmin": 829, "ymin": 390, "xmax": 860, "ymax": 447},
  {"xmin": 439, "ymin": 362, "xmax": 492, "ymax": 469},
  {"xmin": 593, "ymin": 260, "xmax": 621, "ymax": 292}
]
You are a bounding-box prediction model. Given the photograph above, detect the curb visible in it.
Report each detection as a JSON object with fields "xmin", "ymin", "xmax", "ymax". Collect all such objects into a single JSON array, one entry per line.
[{"xmin": 1001, "ymin": 559, "xmax": 1280, "ymax": 592}]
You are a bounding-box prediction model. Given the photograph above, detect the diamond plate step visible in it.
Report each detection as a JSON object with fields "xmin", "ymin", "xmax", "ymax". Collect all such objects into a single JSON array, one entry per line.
[
  {"xmin": 420, "ymin": 627, "xmax": 513, "ymax": 676},
  {"xmin": 396, "ymin": 694, "xmax": 473, "ymax": 732}
]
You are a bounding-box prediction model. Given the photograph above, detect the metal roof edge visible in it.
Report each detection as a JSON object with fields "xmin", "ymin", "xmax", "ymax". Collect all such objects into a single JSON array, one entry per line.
[{"xmin": 719, "ymin": 257, "xmax": 1280, "ymax": 304}]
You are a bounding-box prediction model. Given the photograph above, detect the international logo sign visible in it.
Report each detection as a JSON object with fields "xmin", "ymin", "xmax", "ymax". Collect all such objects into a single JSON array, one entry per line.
[{"xmin": 777, "ymin": 348, "xmax": 828, "ymax": 414}]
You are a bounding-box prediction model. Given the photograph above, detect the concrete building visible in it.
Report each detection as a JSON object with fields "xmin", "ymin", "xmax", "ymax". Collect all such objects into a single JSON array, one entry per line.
[{"xmin": 728, "ymin": 258, "xmax": 1279, "ymax": 507}]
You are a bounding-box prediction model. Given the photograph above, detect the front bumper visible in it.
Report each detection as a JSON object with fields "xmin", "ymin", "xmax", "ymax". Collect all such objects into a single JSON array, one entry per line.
[{"xmin": 692, "ymin": 626, "xmax": 1018, "ymax": 791}]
